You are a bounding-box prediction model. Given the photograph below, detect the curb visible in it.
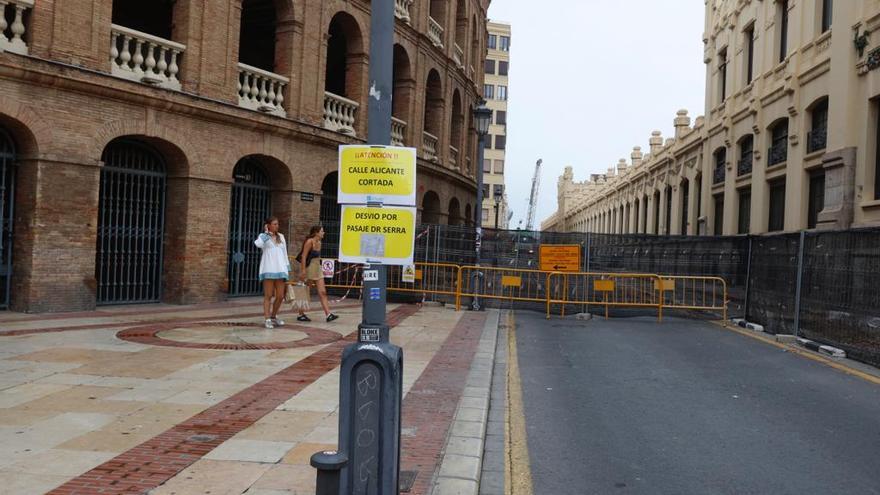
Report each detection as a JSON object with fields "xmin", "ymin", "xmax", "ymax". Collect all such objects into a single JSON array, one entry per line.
[
  {"xmin": 430, "ymin": 309, "xmax": 500, "ymax": 495},
  {"xmin": 731, "ymin": 318, "xmax": 765, "ymax": 333},
  {"xmin": 797, "ymin": 337, "xmax": 847, "ymax": 358}
]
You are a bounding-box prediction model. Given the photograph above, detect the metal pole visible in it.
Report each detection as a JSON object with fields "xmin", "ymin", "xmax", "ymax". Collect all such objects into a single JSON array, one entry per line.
[
  {"xmin": 793, "ymin": 230, "xmax": 806, "ymax": 337},
  {"xmin": 743, "ymin": 236, "xmax": 752, "ymax": 321},
  {"xmin": 494, "ymin": 200, "xmax": 500, "ymax": 229},
  {"xmin": 472, "ymin": 133, "xmax": 486, "ymax": 310}
]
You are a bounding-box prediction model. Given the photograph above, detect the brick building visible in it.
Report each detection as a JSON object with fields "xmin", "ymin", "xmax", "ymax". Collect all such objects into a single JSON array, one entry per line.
[{"xmin": 0, "ymin": 0, "xmax": 489, "ymax": 312}]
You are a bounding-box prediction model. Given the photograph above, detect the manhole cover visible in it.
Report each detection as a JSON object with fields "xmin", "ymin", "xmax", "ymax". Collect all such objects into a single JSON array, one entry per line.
[{"xmin": 399, "ymin": 470, "xmax": 418, "ymax": 492}]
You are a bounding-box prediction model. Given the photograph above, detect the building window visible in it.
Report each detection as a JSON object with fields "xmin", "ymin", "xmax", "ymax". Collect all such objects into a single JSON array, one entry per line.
[
  {"xmin": 483, "ymin": 159, "xmax": 492, "ymax": 173},
  {"xmin": 808, "ymin": 98, "xmax": 828, "ymax": 153},
  {"xmin": 494, "ymin": 160, "xmax": 504, "ymax": 174},
  {"xmin": 483, "ymin": 84, "xmax": 494, "ymax": 100},
  {"xmin": 718, "ymin": 48, "xmax": 728, "ymax": 103},
  {"xmin": 713, "ymin": 147, "xmax": 726, "ymax": 184},
  {"xmin": 482, "ymin": 208, "xmax": 489, "ymax": 222},
  {"xmin": 713, "ymin": 194, "xmax": 724, "ymax": 235},
  {"xmin": 737, "ymin": 189, "xmax": 751, "ymax": 234},
  {"xmin": 493, "ymin": 184, "xmax": 504, "ymax": 197},
  {"xmin": 498, "ymin": 61, "xmax": 509, "ymax": 76},
  {"xmin": 494, "ymin": 135, "xmax": 506, "ymax": 150},
  {"xmin": 808, "ymin": 171, "xmax": 825, "ymax": 228},
  {"xmin": 738, "ymin": 136, "xmax": 753, "ymax": 176},
  {"xmin": 876, "ymin": 100, "xmax": 880, "ymax": 200},
  {"xmin": 778, "ymin": 0, "xmax": 789, "ymax": 63},
  {"xmin": 821, "ymin": 0, "xmax": 833, "ymax": 33},
  {"xmin": 497, "ymin": 85, "xmax": 508, "ymax": 101},
  {"xmin": 484, "ymin": 59, "xmax": 495, "ymax": 74},
  {"xmin": 499, "ymin": 36, "xmax": 510, "ymax": 51},
  {"xmin": 488, "ymin": 34, "xmax": 497, "ymax": 50},
  {"xmin": 680, "ymin": 181, "xmax": 689, "ymax": 235},
  {"xmin": 768, "ymin": 119, "xmax": 789, "ymax": 166},
  {"xmin": 744, "ymin": 24, "xmax": 755, "ymax": 85},
  {"xmin": 482, "ymin": 184, "xmax": 490, "ymax": 199},
  {"xmin": 768, "ymin": 180, "xmax": 786, "ymax": 231},
  {"xmin": 495, "ymin": 110, "xmax": 507, "ymax": 125}
]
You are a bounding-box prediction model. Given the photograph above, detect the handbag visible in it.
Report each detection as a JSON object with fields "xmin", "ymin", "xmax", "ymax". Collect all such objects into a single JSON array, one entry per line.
[{"xmin": 288, "ymin": 283, "xmax": 311, "ymax": 311}]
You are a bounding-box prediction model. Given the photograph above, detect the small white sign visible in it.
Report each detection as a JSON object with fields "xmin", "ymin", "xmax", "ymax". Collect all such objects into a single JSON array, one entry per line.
[
  {"xmin": 321, "ymin": 259, "xmax": 335, "ymax": 278},
  {"xmin": 402, "ymin": 265, "xmax": 416, "ymax": 283},
  {"xmin": 363, "ymin": 269, "xmax": 379, "ymax": 282},
  {"xmin": 359, "ymin": 327, "xmax": 381, "ymax": 342}
]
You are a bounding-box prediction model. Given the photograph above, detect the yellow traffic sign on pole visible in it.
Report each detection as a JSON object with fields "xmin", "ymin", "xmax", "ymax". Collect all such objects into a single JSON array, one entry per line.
[
  {"xmin": 338, "ymin": 145, "xmax": 416, "ymax": 206},
  {"xmin": 339, "ymin": 205, "xmax": 416, "ymax": 265}
]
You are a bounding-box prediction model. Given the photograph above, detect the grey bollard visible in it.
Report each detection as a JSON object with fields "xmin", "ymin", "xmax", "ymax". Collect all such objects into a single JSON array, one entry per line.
[
  {"xmin": 310, "ymin": 450, "xmax": 347, "ymax": 495},
  {"xmin": 336, "ymin": 323, "xmax": 403, "ymax": 495}
]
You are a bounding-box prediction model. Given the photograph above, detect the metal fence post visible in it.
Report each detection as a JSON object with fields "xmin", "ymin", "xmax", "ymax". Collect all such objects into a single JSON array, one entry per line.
[
  {"xmin": 793, "ymin": 230, "xmax": 806, "ymax": 337},
  {"xmin": 743, "ymin": 236, "xmax": 753, "ymax": 321}
]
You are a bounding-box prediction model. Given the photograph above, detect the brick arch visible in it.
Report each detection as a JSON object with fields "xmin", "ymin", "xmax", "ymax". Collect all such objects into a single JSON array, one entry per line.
[
  {"xmin": 230, "ymin": 152, "xmax": 293, "ymax": 192},
  {"xmin": 90, "ymin": 119, "xmax": 198, "ymax": 177},
  {"xmin": 0, "ymin": 97, "xmax": 53, "ymax": 157}
]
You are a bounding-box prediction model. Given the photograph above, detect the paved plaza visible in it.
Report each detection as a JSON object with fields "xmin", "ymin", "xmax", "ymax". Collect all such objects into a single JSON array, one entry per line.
[{"xmin": 0, "ymin": 299, "xmax": 497, "ymax": 495}]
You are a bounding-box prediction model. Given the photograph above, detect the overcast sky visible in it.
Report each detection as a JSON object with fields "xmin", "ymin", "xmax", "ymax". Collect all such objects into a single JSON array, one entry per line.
[{"xmin": 486, "ymin": 0, "xmax": 707, "ymax": 228}]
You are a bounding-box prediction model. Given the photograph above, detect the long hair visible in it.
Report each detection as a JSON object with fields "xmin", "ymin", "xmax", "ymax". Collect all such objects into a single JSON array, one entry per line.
[{"xmin": 302, "ymin": 225, "xmax": 323, "ymax": 254}]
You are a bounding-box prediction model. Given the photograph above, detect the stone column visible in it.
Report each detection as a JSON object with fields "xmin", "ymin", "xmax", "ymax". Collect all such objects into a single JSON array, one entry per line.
[
  {"xmin": 646, "ymin": 193, "xmax": 656, "ymax": 234},
  {"xmin": 658, "ymin": 187, "xmax": 669, "ymax": 235}
]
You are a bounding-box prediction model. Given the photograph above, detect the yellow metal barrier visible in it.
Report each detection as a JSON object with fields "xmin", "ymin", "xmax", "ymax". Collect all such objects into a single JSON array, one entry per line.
[
  {"xmin": 657, "ymin": 275, "xmax": 728, "ymax": 320},
  {"xmin": 457, "ymin": 266, "xmax": 553, "ymax": 310},
  {"xmin": 546, "ymin": 272, "xmax": 664, "ymax": 321},
  {"xmin": 291, "ymin": 257, "xmax": 727, "ymax": 320},
  {"xmin": 292, "ymin": 258, "xmax": 462, "ymax": 302}
]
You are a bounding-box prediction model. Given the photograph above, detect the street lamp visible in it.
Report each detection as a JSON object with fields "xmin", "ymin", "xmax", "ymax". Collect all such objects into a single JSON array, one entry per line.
[
  {"xmin": 472, "ymin": 100, "xmax": 492, "ymax": 310},
  {"xmin": 494, "ymin": 196, "xmax": 501, "ymax": 229}
]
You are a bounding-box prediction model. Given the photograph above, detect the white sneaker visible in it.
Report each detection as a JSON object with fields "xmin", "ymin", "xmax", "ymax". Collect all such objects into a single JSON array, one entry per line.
[
  {"xmin": 273, "ymin": 317, "xmax": 285, "ymax": 327},
  {"xmin": 264, "ymin": 319, "xmax": 274, "ymax": 329}
]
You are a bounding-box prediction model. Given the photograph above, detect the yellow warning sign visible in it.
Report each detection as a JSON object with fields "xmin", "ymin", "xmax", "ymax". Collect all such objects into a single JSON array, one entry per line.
[
  {"xmin": 594, "ymin": 280, "xmax": 616, "ymax": 292},
  {"xmin": 338, "ymin": 145, "xmax": 417, "ymax": 206},
  {"xmin": 539, "ymin": 244, "xmax": 581, "ymax": 272},
  {"xmin": 339, "ymin": 205, "xmax": 416, "ymax": 265}
]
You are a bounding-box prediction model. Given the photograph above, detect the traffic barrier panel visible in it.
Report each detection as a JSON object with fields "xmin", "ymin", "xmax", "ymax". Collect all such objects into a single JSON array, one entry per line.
[
  {"xmin": 457, "ymin": 266, "xmax": 553, "ymax": 310},
  {"xmin": 658, "ymin": 275, "xmax": 728, "ymax": 320},
  {"xmin": 546, "ymin": 272, "xmax": 664, "ymax": 320}
]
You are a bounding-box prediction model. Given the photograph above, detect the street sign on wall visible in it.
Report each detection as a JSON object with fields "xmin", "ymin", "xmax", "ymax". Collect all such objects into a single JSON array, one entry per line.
[
  {"xmin": 539, "ymin": 244, "xmax": 582, "ymax": 272},
  {"xmin": 338, "ymin": 145, "xmax": 417, "ymax": 206},
  {"xmin": 339, "ymin": 205, "xmax": 416, "ymax": 265}
]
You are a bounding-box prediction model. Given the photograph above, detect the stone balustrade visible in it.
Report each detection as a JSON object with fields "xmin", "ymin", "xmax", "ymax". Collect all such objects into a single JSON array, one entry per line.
[
  {"xmin": 394, "ymin": 0, "xmax": 413, "ymax": 23},
  {"xmin": 428, "ymin": 17, "xmax": 444, "ymax": 48},
  {"xmin": 237, "ymin": 63, "xmax": 288, "ymax": 116},
  {"xmin": 0, "ymin": 0, "xmax": 34, "ymax": 55},
  {"xmin": 423, "ymin": 131, "xmax": 439, "ymax": 161},
  {"xmin": 449, "ymin": 146, "xmax": 459, "ymax": 168},
  {"xmin": 110, "ymin": 24, "xmax": 185, "ymax": 90},
  {"xmin": 453, "ymin": 44, "xmax": 464, "ymax": 68},
  {"xmin": 323, "ymin": 91, "xmax": 359, "ymax": 135},
  {"xmin": 391, "ymin": 117, "xmax": 407, "ymax": 146}
]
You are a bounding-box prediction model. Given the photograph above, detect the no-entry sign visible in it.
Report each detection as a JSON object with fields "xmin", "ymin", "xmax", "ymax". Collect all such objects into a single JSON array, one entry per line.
[
  {"xmin": 338, "ymin": 145, "xmax": 417, "ymax": 206},
  {"xmin": 539, "ymin": 244, "xmax": 582, "ymax": 272},
  {"xmin": 339, "ymin": 205, "xmax": 416, "ymax": 265}
]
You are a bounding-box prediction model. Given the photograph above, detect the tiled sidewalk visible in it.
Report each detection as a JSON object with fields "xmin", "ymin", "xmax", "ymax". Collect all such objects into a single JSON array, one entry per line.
[{"xmin": 0, "ymin": 298, "xmax": 495, "ymax": 495}]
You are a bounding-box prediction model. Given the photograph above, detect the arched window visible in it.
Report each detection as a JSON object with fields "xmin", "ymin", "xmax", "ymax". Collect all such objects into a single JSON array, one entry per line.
[
  {"xmin": 110, "ymin": 0, "xmax": 183, "ymax": 89},
  {"xmin": 450, "ymin": 90, "xmax": 464, "ymax": 170},
  {"xmin": 737, "ymin": 135, "xmax": 754, "ymax": 176},
  {"xmin": 448, "ymin": 198, "xmax": 462, "ymax": 225},
  {"xmin": 807, "ymin": 97, "xmax": 828, "ymax": 153},
  {"xmin": 237, "ymin": 0, "xmax": 290, "ymax": 115},
  {"xmin": 422, "ymin": 191, "xmax": 441, "ymax": 224},
  {"xmin": 453, "ymin": 0, "xmax": 467, "ymax": 67},
  {"xmin": 422, "ymin": 69, "xmax": 444, "ymax": 162},
  {"xmin": 228, "ymin": 158, "xmax": 271, "ymax": 296},
  {"xmin": 713, "ymin": 147, "xmax": 727, "ymax": 184},
  {"xmin": 392, "ymin": 44, "xmax": 413, "ymax": 146},
  {"xmin": 768, "ymin": 118, "xmax": 789, "ymax": 166},
  {"xmin": 323, "ymin": 13, "xmax": 364, "ymax": 135}
]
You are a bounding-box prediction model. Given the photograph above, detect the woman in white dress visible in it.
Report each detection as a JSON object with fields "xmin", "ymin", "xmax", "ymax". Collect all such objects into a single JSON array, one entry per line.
[{"xmin": 254, "ymin": 216, "xmax": 290, "ymax": 329}]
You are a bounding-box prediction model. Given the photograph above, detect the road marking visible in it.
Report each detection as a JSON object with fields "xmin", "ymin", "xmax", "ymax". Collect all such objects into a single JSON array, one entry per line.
[
  {"xmin": 507, "ymin": 311, "xmax": 534, "ymax": 495},
  {"xmin": 715, "ymin": 322, "xmax": 880, "ymax": 386}
]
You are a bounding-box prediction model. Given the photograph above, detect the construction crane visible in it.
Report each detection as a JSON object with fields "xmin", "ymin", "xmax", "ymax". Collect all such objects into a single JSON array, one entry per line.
[{"xmin": 524, "ymin": 159, "xmax": 543, "ymax": 231}]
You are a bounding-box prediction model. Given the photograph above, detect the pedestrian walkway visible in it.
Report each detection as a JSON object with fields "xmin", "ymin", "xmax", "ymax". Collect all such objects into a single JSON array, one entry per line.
[{"xmin": 0, "ymin": 298, "xmax": 496, "ymax": 495}]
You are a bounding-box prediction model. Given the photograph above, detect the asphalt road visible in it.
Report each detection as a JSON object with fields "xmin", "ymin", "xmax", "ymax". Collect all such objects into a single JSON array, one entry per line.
[{"xmin": 513, "ymin": 312, "xmax": 880, "ymax": 495}]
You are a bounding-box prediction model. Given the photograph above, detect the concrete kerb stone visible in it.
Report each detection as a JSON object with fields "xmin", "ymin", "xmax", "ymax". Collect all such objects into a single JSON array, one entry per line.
[
  {"xmin": 431, "ymin": 309, "xmax": 501, "ymax": 495},
  {"xmin": 731, "ymin": 318, "xmax": 765, "ymax": 333},
  {"xmin": 797, "ymin": 337, "xmax": 847, "ymax": 358}
]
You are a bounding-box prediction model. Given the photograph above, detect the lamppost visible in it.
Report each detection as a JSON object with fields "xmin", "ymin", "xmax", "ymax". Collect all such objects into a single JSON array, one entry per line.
[
  {"xmin": 472, "ymin": 100, "xmax": 492, "ymax": 311},
  {"xmin": 494, "ymin": 196, "xmax": 501, "ymax": 229}
]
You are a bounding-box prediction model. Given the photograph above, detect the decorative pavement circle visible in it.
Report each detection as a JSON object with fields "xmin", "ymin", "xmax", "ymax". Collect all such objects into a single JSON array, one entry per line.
[{"xmin": 116, "ymin": 320, "xmax": 342, "ymax": 350}]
